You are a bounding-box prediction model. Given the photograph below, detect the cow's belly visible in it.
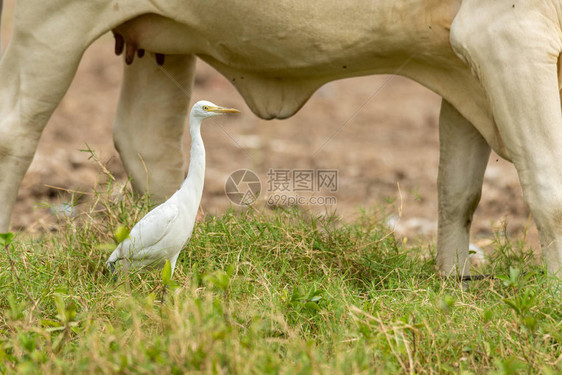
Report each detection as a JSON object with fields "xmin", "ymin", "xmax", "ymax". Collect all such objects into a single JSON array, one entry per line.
[
  {"xmin": 114, "ymin": 13, "xmax": 401, "ymax": 119},
  {"xmin": 112, "ymin": 2, "xmax": 505, "ymax": 158},
  {"xmin": 114, "ymin": 13, "xmax": 411, "ymax": 74},
  {"xmin": 114, "ymin": 11, "xmax": 452, "ymax": 119}
]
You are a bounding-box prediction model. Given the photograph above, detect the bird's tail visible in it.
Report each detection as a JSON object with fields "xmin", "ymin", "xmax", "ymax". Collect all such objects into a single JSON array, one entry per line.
[
  {"xmin": 106, "ymin": 244, "xmax": 121, "ymax": 264},
  {"xmin": 106, "ymin": 245, "xmax": 122, "ymax": 281}
]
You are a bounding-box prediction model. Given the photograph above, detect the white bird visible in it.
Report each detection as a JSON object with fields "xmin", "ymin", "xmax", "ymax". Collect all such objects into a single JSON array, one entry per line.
[{"xmin": 106, "ymin": 100, "xmax": 239, "ymax": 277}]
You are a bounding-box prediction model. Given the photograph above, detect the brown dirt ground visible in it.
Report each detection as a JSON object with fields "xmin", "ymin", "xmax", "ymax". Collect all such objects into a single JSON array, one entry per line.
[{"xmin": 1, "ymin": 2, "xmax": 540, "ymax": 254}]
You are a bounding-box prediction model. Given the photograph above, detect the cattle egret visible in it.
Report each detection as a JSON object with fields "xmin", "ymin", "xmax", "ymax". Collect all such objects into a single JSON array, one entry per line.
[{"xmin": 106, "ymin": 100, "xmax": 239, "ymax": 276}]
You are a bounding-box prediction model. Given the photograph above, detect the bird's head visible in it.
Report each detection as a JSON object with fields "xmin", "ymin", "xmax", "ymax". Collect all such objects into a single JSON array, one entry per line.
[{"xmin": 191, "ymin": 100, "xmax": 239, "ymax": 121}]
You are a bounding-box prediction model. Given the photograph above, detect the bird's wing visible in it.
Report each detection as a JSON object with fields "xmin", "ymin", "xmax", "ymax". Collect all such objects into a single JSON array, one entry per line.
[
  {"xmin": 128, "ymin": 201, "xmax": 179, "ymax": 250},
  {"xmin": 105, "ymin": 198, "xmax": 181, "ymax": 271}
]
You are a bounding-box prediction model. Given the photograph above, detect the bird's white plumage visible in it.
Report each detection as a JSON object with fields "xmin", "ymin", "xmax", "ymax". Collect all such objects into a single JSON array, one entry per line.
[
  {"xmin": 107, "ymin": 195, "xmax": 183, "ymax": 270},
  {"xmin": 128, "ymin": 201, "xmax": 180, "ymax": 250},
  {"xmin": 106, "ymin": 100, "xmax": 238, "ymax": 276}
]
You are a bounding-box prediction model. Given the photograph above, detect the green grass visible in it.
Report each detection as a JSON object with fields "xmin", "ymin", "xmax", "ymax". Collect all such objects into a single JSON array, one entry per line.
[{"xmin": 0, "ymin": 183, "xmax": 560, "ymax": 374}]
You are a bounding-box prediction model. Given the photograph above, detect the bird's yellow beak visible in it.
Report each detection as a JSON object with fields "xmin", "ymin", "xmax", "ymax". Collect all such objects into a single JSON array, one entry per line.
[{"xmin": 209, "ymin": 106, "xmax": 239, "ymax": 114}]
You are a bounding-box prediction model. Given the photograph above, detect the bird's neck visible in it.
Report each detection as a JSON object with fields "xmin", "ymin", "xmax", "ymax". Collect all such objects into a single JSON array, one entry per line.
[{"xmin": 180, "ymin": 117, "xmax": 206, "ymax": 202}]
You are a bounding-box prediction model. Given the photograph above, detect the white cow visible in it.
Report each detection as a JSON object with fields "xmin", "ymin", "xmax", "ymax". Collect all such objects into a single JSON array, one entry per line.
[{"xmin": 0, "ymin": 0, "xmax": 561, "ymax": 277}]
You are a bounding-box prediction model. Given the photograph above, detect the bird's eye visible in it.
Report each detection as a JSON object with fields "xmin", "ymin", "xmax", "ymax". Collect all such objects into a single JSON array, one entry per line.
[{"xmin": 203, "ymin": 106, "xmax": 208, "ymax": 110}]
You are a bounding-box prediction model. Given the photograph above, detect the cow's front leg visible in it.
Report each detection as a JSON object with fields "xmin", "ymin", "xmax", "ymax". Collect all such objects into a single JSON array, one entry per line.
[
  {"xmin": 0, "ymin": 7, "xmax": 107, "ymax": 231},
  {"xmin": 452, "ymin": 1, "xmax": 562, "ymax": 276},
  {"xmin": 113, "ymin": 54, "xmax": 195, "ymax": 203},
  {"xmin": 437, "ymin": 100, "xmax": 490, "ymax": 276}
]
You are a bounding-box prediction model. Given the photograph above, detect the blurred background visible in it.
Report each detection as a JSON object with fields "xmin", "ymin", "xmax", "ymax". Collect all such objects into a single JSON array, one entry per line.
[{"xmin": 1, "ymin": 1, "xmax": 539, "ymax": 253}]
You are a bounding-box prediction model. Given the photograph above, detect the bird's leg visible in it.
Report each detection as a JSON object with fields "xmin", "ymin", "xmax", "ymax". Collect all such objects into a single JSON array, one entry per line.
[
  {"xmin": 161, "ymin": 285, "xmax": 168, "ymax": 303},
  {"xmin": 437, "ymin": 100, "xmax": 490, "ymax": 277},
  {"xmin": 161, "ymin": 253, "xmax": 181, "ymax": 302},
  {"xmin": 169, "ymin": 252, "xmax": 180, "ymax": 278},
  {"xmin": 107, "ymin": 262, "xmax": 118, "ymax": 282},
  {"xmin": 113, "ymin": 54, "xmax": 196, "ymax": 203}
]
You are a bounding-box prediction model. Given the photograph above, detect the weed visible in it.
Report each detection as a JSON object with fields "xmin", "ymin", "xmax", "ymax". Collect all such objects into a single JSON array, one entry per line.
[{"xmin": 0, "ymin": 181, "xmax": 560, "ymax": 373}]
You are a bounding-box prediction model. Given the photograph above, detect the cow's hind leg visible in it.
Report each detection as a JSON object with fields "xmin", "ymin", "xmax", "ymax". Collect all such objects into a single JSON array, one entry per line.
[
  {"xmin": 113, "ymin": 54, "xmax": 195, "ymax": 202},
  {"xmin": 0, "ymin": 6, "xmax": 107, "ymax": 231},
  {"xmin": 437, "ymin": 100, "xmax": 491, "ymax": 277},
  {"xmin": 452, "ymin": 1, "xmax": 562, "ymax": 276}
]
